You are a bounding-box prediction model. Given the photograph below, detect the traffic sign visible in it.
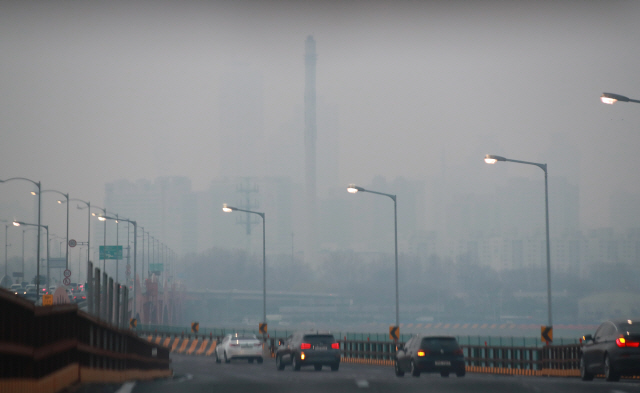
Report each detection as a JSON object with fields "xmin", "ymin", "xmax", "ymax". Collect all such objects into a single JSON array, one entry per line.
[
  {"xmin": 259, "ymin": 323, "xmax": 268, "ymax": 334},
  {"xmin": 191, "ymin": 322, "xmax": 199, "ymax": 333},
  {"xmin": 43, "ymin": 294, "xmax": 53, "ymax": 306},
  {"xmin": 99, "ymin": 245, "xmax": 123, "ymax": 260},
  {"xmin": 541, "ymin": 326, "xmax": 553, "ymax": 344},
  {"xmin": 389, "ymin": 326, "xmax": 400, "ymax": 341},
  {"xmin": 64, "ymin": 269, "xmax": 71, "ymax": 278},
  {"xmin": 129, "ymin": 318, "xmax": 137, "ymax": 329},
  {"xmin": 63, "ymin": 277, "xmax": 71, "ymax": 286},
  {"xmin": 68, "ymin": 239, "xmax": 77, "ymax": 248}
]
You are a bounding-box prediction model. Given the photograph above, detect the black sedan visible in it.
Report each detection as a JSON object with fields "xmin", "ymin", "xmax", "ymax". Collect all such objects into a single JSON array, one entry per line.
[
  {"xmin": 580, "ymin": 319, "xmax": 640, "ymax": 381},
  {"xmin": 395, "ymin": 335, "xmax": 465, "ymax": 377},
  {"xmin": 275, "ymin": 331, "xmax": 341, "ymax": 371}
]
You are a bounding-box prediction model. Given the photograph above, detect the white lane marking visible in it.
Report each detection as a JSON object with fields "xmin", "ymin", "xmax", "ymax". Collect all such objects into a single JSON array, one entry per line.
[
  {"xmin": 611, "ymin": 390, "xmax": 628, "ymax": 393},
  {"xmin": 176, "ymin": 374, "xmax": 194, "ymax": 382},
  {"xmin": 115, "ymin": 381, "xmax": 136, "ymax": 393},
  {"xmin": 355, "ymin": 379, "xmax": 369, "ymax": 388}
]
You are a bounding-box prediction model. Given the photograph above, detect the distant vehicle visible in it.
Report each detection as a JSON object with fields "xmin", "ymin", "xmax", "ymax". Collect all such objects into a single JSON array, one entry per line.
[
  {"xmin": 394, "ymin": 335, "xmax": 465, "ymax": 378},
  {"xmin": 580, "ymin": 319, "xmax": 640, "ymax": 381},
  {"xmin": 10, "ymin": 284, "xmax": 24, "ymax": 295},
  {"xmin": 215, "ymin": 333, "xmax": 263, "ymax": 364},
  {"xmin": 275, "ymin": 331, "xmax": 340, "ymax": 371}
]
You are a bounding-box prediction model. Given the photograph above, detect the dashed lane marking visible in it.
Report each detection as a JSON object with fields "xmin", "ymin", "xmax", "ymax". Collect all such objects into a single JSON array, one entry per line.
[
  {"xmin": 355, "ymin": 379, "xmax": 369, "ymax": 388},
  {"xmin": 115, "ymin": 381, "xmax": 136, "ymax": 393}
]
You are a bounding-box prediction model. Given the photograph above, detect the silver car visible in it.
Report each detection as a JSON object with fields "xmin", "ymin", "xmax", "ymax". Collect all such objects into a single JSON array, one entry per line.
[{"xmin": 215, "ymin": 333, "xmax": 264, "ymax": 364}]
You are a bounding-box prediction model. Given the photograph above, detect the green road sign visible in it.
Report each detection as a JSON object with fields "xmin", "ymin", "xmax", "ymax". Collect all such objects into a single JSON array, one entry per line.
[
  {"xmin": 149, "ymin": 263, "xmax": 164, "ymax": 272},
  {"xmin": 99, "ymin": 245, "xmax": 123, "ymax": 260}
]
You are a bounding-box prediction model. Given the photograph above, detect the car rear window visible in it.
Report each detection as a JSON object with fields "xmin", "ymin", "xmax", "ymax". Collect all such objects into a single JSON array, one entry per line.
[
  {"xmin": 620, "ymin": 324, "xmax": 640, "ymax": 335},
  {"xmin": 420, "ymin": 337, "xmax": 460, "ymax": 350},
  {"xmin": 232, "ymin": 335, "xmax": 257, "ymax": 340},
  {"xmin": 303, "ymin": 335, "xmax": 336, "ymax": 345}
]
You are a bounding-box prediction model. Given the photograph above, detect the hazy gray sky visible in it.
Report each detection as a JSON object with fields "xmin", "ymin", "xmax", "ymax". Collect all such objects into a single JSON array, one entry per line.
[{"xmin": 2, "ymin": 0, "xmax": 640, "ymax": 246}]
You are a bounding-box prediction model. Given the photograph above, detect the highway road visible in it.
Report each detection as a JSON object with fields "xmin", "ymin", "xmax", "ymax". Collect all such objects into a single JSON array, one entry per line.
[{"xmin": 76, "ymin": 354, "xmax": 640, "ymax": 393}]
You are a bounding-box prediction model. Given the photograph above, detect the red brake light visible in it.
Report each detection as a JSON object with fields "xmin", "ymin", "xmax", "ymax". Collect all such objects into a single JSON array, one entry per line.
[
  {"xmin": 331, "ymin": 342, "xmax": 339, "ymax": 349},
  {"xmin": 617, "ymin": 337, "xmax": 640, "ymax": 348},
  {"xmin": 454, "ymin": 349, "xmax": 463, "ymax": 355},
  {"xmin": 300, "ymin": 343, "xmax": 311, "ymax": 349}
]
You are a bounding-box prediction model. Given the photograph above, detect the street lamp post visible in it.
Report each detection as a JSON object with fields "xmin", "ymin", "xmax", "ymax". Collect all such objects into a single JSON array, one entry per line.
[
  {"xmin": 89, "ymin": 206, "xmax": 107, "ymax": 273},
  {"xmin": 99, "ymin": 215, "xmax": 137, "ymax": 319},
  {"xmin": 223, "ymin": 204, "xmax": 267, "ymax": 333},
  {"xmin": 63, "ymin": 199, "xmax": 92, "ymax": 282},
  {"xmin": 1, "ymin": 178, "xmax": 41, "ymax": 294},
  {"xmin": 4, "ymin": 223, "xmax": 10, "ymax": 281},
  {"xmin": 600, "ymin": 92, "xmax": 640, "ymax": 105},
  {"xmin": 484, "ymin": 154, "xmax": 553, "ymax": 328},
  {"xmin": 347, "ymin": 184, "xmax": 400, "ymax": 329},
  {"xmin": 13, "ymin": 221, "xmax": 48, "ymax": 299},
  {"xmin": 35, "ymin": 190, "xmax": 69, "ymax": 274}
]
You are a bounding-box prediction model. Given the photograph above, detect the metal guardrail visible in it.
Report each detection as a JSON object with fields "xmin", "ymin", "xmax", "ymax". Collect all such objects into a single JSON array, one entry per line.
[
  {"xmin": 137, "ymin": 324, "xmax": 581, "ymax": 372},
  {"xmin": 0, "ymin": 288, "xmax": 170, "ymax": 385},
  {"xmin": 336, "ymin": 339, "xmax": 579, "ymax": 371}
]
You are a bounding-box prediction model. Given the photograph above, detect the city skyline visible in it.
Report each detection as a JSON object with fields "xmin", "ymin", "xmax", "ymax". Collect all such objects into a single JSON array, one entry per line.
[{"xmin": 2, "ymin": 1, "xmax": 640, "ymax": 279}]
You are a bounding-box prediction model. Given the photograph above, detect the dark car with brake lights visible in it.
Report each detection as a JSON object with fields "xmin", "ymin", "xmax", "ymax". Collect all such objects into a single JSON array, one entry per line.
[
  {"xmin": 275, "ymin": 331, "xmax": 340, "ymax": 371},
  {"xmin": 394, "ymin": 335, "xmax": 465, "ymax": 378},
  {"xmin": 580, "ymin": 319, "xmax": 640, "ymax": 381}
]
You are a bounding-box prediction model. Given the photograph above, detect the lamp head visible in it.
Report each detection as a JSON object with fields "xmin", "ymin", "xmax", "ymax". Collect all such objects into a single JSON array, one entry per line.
[
  {"xmin": 98, "ymin": 216, "xmax": 106, "ymax": 221},
  {"xmin": 484, "ymin": 154, "xmax": 506, "ymax": 164},
  {"xmin": 13, "ymin": 221, "xmax": 21, "ymax": 227},
  {"xmin": 347, "ymin": 184, "xmax": 363, "ymax": 193},
  {"xmin": 31, "ymin": 191, "xmax": 37, "ymax": 196},
  {"xmin": 601, "ymin": 92, "xmax": 629, "ymax": 104},
  {"xmin": 222, "ymin": 203, "xmax": 234, "ymax": 213}
]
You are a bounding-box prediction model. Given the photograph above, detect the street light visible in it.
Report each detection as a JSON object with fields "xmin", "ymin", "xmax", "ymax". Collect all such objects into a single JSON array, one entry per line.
[
  {"xmin": 61, "ymin": 198, "xmax": 92, "ymax": 282},
  {"xmin": 1, "ymin": 178, "xmax": 41, "ymax": 295},
  {"xmin": 484, "ymin": 154, "xmax": 553, "ymax": 329},
  {"xmin": 98, "ymin": 215, "xmax": 138, "ymax": 319},
  {"xmin": 13, "ymin": 221, "xmax": 48, "ymax": 298},
  {"xmin": 600, "ymin": 92, "xmax": 640, "ymax": 105},
  {"xmin": 3, "ymin": 222, "xmax": 10, "ymax": 283},
  {"xmin": 222, "ymin": 203, "xmax": 266, "ymax": 333},
  {"xmin": 89, "ymin": 206, "xmax": 107, "ymax": 273},
  {"xmin": 347, "ymin": 184, "xmax": 400, "ymax": 330},
  {"xmin": 33, "ymin": 190, "xmax": 70, "ymax": 273}
]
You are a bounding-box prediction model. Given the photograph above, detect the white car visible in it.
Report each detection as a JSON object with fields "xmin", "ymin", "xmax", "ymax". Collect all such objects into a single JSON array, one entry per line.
[
  {"xmin": 215, "ymin": 333, "xmax": 263, "ymax": 364},
  {"xmin": 10, "ymin": 284, "xmax": 24, "ymax": 295}
]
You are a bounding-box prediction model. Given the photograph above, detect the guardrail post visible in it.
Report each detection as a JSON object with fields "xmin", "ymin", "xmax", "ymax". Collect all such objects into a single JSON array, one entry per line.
[
  {"xmin": 87, "ymin": 261, "xmax": 94, "ymax": 315},
  {"xmin": 94, "ymin": 267, "xmax": 101, "ymax": 319},
  {"xmin": 121, "ymin": 285, "xmax": 128, "ymax": 329},
  {"xmin": 108, "ymin": 277, "xmax": 114, "ymax": 325},
  {"xmin": 114, "ymin": 282, "xmax": 120, "ymax": 329},
  {"xmin": 102, "ymin": 271, "xmax": 108, "ymax": 320}
]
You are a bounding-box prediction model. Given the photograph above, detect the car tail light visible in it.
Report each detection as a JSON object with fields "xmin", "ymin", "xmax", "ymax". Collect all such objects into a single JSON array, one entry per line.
[
  {"xmin": 417, "ymin": 350, "xmax": 426, "ymax": 357},
  {"xmin": 301, "ymin": 352, "xmax": 306, "ymax": 360},
  {"xmin": 254, "ymin": 343, "xmax": 262, "ymax": 347},
  {"xmin": 331, "ymin": 342, "xmax": 339, "ymax": 349},
  {"xmin": 300, "ymin": 343, "xmax": 311, "ymax": 349},
  {"xmin": 617, "ymin": 337, "xmax": 640, "ymax": 348},
  {"xmin": 454, "ymin": 349, "xmax": 463, "ymax": 355},
  {"xmin": 230, "ymin": 343, "xmax": 239, "ymax": 347}
]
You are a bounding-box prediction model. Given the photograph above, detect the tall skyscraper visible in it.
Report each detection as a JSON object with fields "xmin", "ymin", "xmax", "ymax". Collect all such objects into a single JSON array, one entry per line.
[{"xmin": 304, "ymin": 35, "xmax": 317, "ymax": 263}]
